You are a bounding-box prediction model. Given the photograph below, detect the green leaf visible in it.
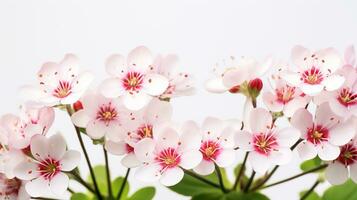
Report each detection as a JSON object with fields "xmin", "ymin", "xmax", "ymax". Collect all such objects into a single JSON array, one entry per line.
[
  {"xmin": 71, "ymin": 193, "xmax": 90, "ymax": 200},
  {"xmin": 322, "ymin": 180, "xmax": 357, "ymax": 200},
  {"xmin": 206, "ymin": 168, "xmax": 232, "ymax": 187},
  {"xmin": 127, "ymin": 187, "xmax": 156, "ymax": 200},
  {"xmin": 300, "ymin": 157, "xmax": 322, "ymax": 172},
  {"xmin": 87, "ymin": 165, "xmax": 108, "ymax": 195},
  {"xmin": 168, "ymin": 174, "xmax": 221, "ymax": 196},
  {"xmin": 191, "ymin": 192, "xmax": 270, "ymax": 200},
  {"xmin": 112, "ymin": 176, "xmax": 130, "ymax": 199},
  {"xmin": 299, "ymin": 191, "xmax": 321, "ymax": 200},
  {"xmin": 191, "ymin": 192, "xmax": 223, "ymax": 200}
]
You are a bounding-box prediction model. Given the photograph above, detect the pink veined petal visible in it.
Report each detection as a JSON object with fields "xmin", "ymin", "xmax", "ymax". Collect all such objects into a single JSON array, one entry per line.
[
  {"xmin": 86, "ymin": 120, "xmax": 107, "ymax": 140},
  {"xmin": 121, "ymin": 153, "xmax": 141, "ymax": 168},
  {"xmin": 105, "ymin": 140, "xmax": 127, "ymax": 156},
  {"xmin": 318, "ymin": 142, "xmax": 340, "ymax": 161},
  {"xmin": 49, "ymin": 172, "xmax": 69, "ymax": 195},
  {"xmin": 71, "ymin": 110, "xmax": 91, "ymax": 128},
  {"xmin": 123, "ymin": 92, "xmax": 152, "ymax": 111},
  {"xmin": 205, "ymin": 77, "xmax": 227, "ymax": 93},
  {"xmin": 291, "ymin": 108, "xmax": 313, "ymax": 137},
  {"xmin": 144, "ymin": 99, "xmax": 173, "ymax": 124},
  {"xmin": 30, "ymin": 135, "xmax": 49, "ymax": 161},
  {"xmin": 135, "ymin": 164, "xmax": 161, "ymax": 183},
  {"xmin": 155, "ymin": 127, "xmax": 180, "ymax": 150},
  {"xmin": 105, "ymin": 54, "xmax": 127, "ymax": 77},
  {"xmin": 134, "ymin": 138, "xmax": 156, "ymax": 162},
  {"xmin": 315, "ymin": 103, "xmax": 340, "ymax": 128},
  {"xmin": 160, "ymin": 167, "xmax": 184, "ymax": 186},
  {"xmin": 201, "ymin": 117, "xmax": 224, "ymax": 139},
  {"xmin": 248, "ymin": 151, "xmax": 271, "ymax": 174},
  {"xmin": 276, "ymin": 127, "xmax": 300, "ymax": 147},
  {"xmin": 329, "ymin": 121, "xmax": 355, "ymax": 146},
  {"xmin": 99, "ymin": 78, "xmax": 125, "ymax": 98},
  {"xmin": 281, "ymin": 72, "xmax": 302, "ymax": 86},
  {"xmin": 180, "ymin": 151, "xmax": 203, "ymax": 170},
  {"xmin": 60, "ymin": 150, "xmax": 81, "ymax": 171},
  {"xmin": 222, "ymin": 68, "xmax": 248, "ymax": 89},
  {"xmin": 325, "ymin": 162, "xmax": 348, "ymax": 185},
  {"xmin": 142, "ymin": 73, "xmax": 169, "ymax": 96},
  {"xmin": 48, "ymin": 134, "xmax": 67, "ymax": 160},
  {"xmin": 296, "ymin": 141, "xmax": 318, "ymax": 161},
  {"xmin": 215, "ymin": 149, "xmax": 236, "ymax": 168},
  {"xmin": 25, "ymin": 177, "xmax": 50, "ymax": 197},
  {"xmin": 269, "ymin": 148, "xmax": 293, "ymax": 165},
  {"xmin": 300, "ymin": 83, "xmax": 324, "ymax": 96},
  {"xmin": 349, "ymin": 163, "xmax": 357, "ymax": 184},
  {"xmin": 249, "ymin": 108, "xmax": 272, "ymax": 133},
  {"xmin": 322, "ymin": 75, "xmax": 345, "ymax": 91},
  {"xmin": 283, "ymin": 96, "xmax": 308, "ymax": 117},
  {"xmin": 291, "ymin": 45, "xmax": 311, "ymax": 68},
  {"xmin": 127, "ymin": 46, "xmax": 153, "ymax": 72},
  {"xmin": 14, "ymin": 161, "xmax": 39, "ymax": 180},
  {"xmin": 344, "ymin": 45, "xmax": 356, "ymax": 66},
  {"xmin": 194, "ymin": 160, "xmax": 215, "ymax": 176},
  {"xmin": 262, "ymin": 92, "xmax": 284, "ymax": 113},
  {"xmin": 235, "ymin": 131, "xmax": 253, "ymax": 151}
]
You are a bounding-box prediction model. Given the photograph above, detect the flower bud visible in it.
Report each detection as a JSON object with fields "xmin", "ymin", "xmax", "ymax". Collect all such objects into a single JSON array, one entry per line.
[
  {"xmin": 73, "ymin": 100, "xmax": 84, "ymax": 112},
  {"xmin": 229, "ymin": 85, "xmax": 240, "ymax": 94},
  {"xmin": 248, "ymin": 78, "xmax": 263, "ymax": 98}
]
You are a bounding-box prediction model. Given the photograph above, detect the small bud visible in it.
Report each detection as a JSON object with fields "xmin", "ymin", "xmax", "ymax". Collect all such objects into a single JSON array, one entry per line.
[
  {"xmin": 73, "ymin": 101, "xmax": 83, "ymax": 112},
  {"xmin": 229, "ymin": 85, "xmax": 240, "ymax": 93},
  {"xmin": 248, "ymin": 78, "xmax": 263, "ymax": 99}
]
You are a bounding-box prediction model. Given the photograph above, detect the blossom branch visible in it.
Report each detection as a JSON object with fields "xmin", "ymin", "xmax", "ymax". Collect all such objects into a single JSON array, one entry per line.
[
  {"xmin": 103, "ymin": 147, "xmax": 113, "ymax": 199},
  {"xmin": 300, "ymin": 180, "xmax": 320, "ymax": 200},
  {"xmin": 182, "ymin": 169, "xmax": 220, "ymax": 188},
  {"xmin": 69, "ymin": 171, "xmax": 95, "ymax": 194},
  {"xmin": 117, "ymin": 168, "xmax": 131, "ymax": 200},
  {"xmin": 214, "ymin": 164, "xmax": 228, "ymax": 193},
  {"xmin": 244, "ymin": 171, "xmax": 256, "ymax": 192},
  {"xmin": 232, "ymin": 152, "xmax": 249, "ymax": 191}
]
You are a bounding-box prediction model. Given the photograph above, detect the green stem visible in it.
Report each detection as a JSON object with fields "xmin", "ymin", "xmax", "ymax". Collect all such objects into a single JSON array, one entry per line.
[
  {"xmin": 104, "ymin": 147, "xmax": 113, "ymax": 199},
  {"xmin": 215, "ymin": 164, "xmax": 228, "ymax": 193},
  {"xmin": 301, "ymin": 180, "xmax": 320, "ymax": 200},
  {"xmin": 66, "ymin": 105, "xmax": 103, "ymax": 200},
  {"xmin": 117, "ymin": 168, "xmax": 130, "ymax": 200},
  {"xmin": 232, "ymin": 152, "xmax": 249, "ymax": 191},
  {"xmin": 68, "ymin": 187, "xmax": 75, "ymax": 194},
  {"xmin": 244, "ymin": 171, "xmax": 256, "ymax": 192},
  {"xmin": 261, "ymin": 164, "xmax": 327, "ymax": 190},
  {"xmin": 69, "ymin": 171, "xmax": 95, "ymax": 194},
  {"xmin": 183, "ymin": 169, "xmax": 220, "ymax": 188}
]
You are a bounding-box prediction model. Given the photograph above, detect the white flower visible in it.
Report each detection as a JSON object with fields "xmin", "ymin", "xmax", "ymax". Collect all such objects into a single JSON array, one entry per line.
[
  {"xmin": 134, "ymin": 124, "xmax": 202, "ymax": 186},
  {"xmin": 0, "ymin": 173, "xmax": 29, "ymax": 200},
  {"xmin": 71, "ymin": 92, "xmax": 138, "ymax": 141},
  {"xmin": 152, "ymin": 54, "xmax": 195, "ymax": 99},
  {"xmin": 105, "ymin": 99, "xmax": 172, "ymax": 168},
  {"xmin": 185, "ymin": 117, "xmax": 238, "ymax": 176},
  {"xmin": 100, "ymin": 46, "xmax": 169, "ymax": 110},
  {"xmin": 291, "ymin": 103, "xmax": 355, "ymax": 161},
  {"xmin": 14, "ymin": 134, "xmax": 80, "ymax": 197},
  {"xmin": 0, "ymin": 106, "xmax": 54, "ymax": 150},
  {"xmin": 20, "ymin": 54, "xmax": 94, "ymax": 106},
  {"xmin": 282, "ymin": 46, "xmax": 344, "ymax": 96},
  {"xmin": 236, "ymin": 108, "xmax": 300, "ymax": 174},
  {"xmin": 0, "ymin": 149, "xmax": 26, "ymax": 179}
]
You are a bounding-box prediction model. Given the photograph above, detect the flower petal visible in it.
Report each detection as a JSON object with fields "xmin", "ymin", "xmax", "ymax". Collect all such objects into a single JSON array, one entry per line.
[
  {"xmin": 105, "ymin": 54, "xmax": 127, "ymax": 77},
  {"xmin": 276, "ymin": 127, "xmax": 300, "ymax": 147},
  {"xmin": 325, "ymin": 162, "xmax": 348, "ymax": 185},
  {"xmin": 291, "ymin": 108, "xmax": 313, "ymax": 137},
  {"xmin": 48, "ymin": 134, "xmax": 67, "ymax": 160},
  {"xmin": 322, "ymin": 75, "xmax": 345, "ymax": 91},
  {"xmin": 71, "ymin": 110, "xmax": 91, "ymax": 128},
  {"xmin": 249, "ymin": 108, "xmax": 272, "ymax": 133},
  {"xmin": 194, "ymin": 160, "xmax": 215, "ymax": 176},
  {"xmin": 123, "ymin": 92, "xmax": 151, "ymax": 111},
  {"xmin": 160, "ymin": 167, "xmax": 184, "ymax": 186},
  {"xmin": 30, "ymin": 135, "xmax": 49, "ymax": 161},
  {"xmin": 318, "ymin": 142, "xmax": 340, "ymax": 161},
  {"xmin": 262, "ymin": 92, "xmax": 283, "ymax": 112},
  {"xmin": 60, "ymin": 150, "xmax": 81, "ymax": 171},
  {"xmin": 86, "ymin": 120, "xmax": 107, "ymax": 140},
  {"xmin": 222, "ymin": 68, "xmax": 248, "ymax": 88},
  {"xmin": 127, "ymin": 46, "xmax": 153, "ymax": 72},
  {"xmin": 49, "ymin": 172, "xmax": 69, "ymax": 195},
  {"xmin": 291, "ymin": 45, "xmax": 311, "ymax": 68},
  {"xmin": 283, "ymin": 97, "xmax": 308, "ymax": 117},
  {"xmin": 201, "ymin": 117, "xmax": 224, "ymax": 139},
  {"xmin": 269, "ymin": 148, "xmax": 293, "ymax": 165},
  {"xmin": 349, "ymin": 163, "xmax": 357, "ymax": 184},
  {"xmin": 296, "ymin": 141, "xmax": 318, "ymax": 161},
  {"xmin": 121, "ymin": 153, "xmax": 141, "ymax": 168},
  {"xmin": 105, "ymin": 140, "xmax": 127, "ymax": 155},
  {"xmin": 180, "ymin": 151, "xmax": 202, "ymax": 169},
  {"xmin": 134, "ymin": 138, "xmax": 156, "ymax": 162},
  {"xmin": 25, "ymin": 177, "xmax": 49, "ymax": 197},
  {"xmin": 142, "ymin": 74, "xmax": 169, "ymax": 96},
  {"xmin": 235, "ymin": 131, "xmax": 253, "ymax": 151},
  {"xmin": 205, "ymin": 77, "xmax": 227, "ymax": 93},
  {"xmin": 135, "ymin": 164, "xmax": 161, "ymax": 182},
  {"xmin": 329, "ymin": 121, "xmax": 355, "ymax": 146},
  {"xmin": 300, "ymin": 83, "xmax": 324, "ymax": 96},
  {"xmin": 14, "ymin": 161, "xmax": 39, "ymax": 180},
  {"xmin": 100, "ymin": 78, "xmax": 125, "ymax": 98},
  {"xmin": 248, "ymin": 152, "xmax": 270, "ymax": 174},
  {"xmin": 215, "ymin": 149, "xmax": 236, "ymax": 167}
]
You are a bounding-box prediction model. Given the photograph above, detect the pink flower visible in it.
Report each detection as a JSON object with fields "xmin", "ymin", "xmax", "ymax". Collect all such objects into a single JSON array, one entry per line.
[
  {"xmin": 20, "ymin": 54, "xmax": 94, "ymax": 106},
  {"xmin": 105, "ymin": 99, "xmax": 172, "ymax": 168},
  {"xmin": 152, "ymin": 54, "xmax": 196, "ymax": 99},
  {"xmin": 236, "ymin": 108, "xmax": 300, "ymax": 174},
  {"xmin": 134, "ymin": 124, "xmax": 202, "ymax": 186},
  {"xmin": 100, "ymin": 46, "xmax": 169, "ymax": 110},
  {"xmin": 14, "ymin": 134, "xmax": 80, "ymax": 197},
  {"xmin": 0, "ymin": 149, "xmax": 26, "ymax": 179},
  {"xmin": 0, "ymin": 173, "xmax": 29, "ymax": 200},
  {"xmin": 291, "ymin": 103, "xmax": 355, "ymax": 161},
  {"xmin": 282, "ymin": 46, "xmax": 344, "ymax": 96},
  {"xmin": 0, "ymin": 106, "xmax": 54, "ymax": 150},
  {"xmin": 71, "ymin": 92, "xmax": 138, "ymax": 141}
]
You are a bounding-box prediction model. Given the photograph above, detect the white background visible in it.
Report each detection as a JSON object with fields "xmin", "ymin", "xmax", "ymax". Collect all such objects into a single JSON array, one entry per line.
[{"xmin": 1, "ymin": 0, "xmax": 357, "ymax": 199}]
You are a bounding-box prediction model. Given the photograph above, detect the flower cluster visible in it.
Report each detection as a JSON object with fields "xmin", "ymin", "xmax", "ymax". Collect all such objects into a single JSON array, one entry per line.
[{"xmin": 0, "ymin": 45, "xmax": 356, "ymax": 200}]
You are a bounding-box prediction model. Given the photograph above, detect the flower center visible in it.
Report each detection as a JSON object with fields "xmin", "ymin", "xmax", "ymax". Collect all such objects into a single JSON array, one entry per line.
[
  {"xmin": 301, "ymin": 67, "xmax": 324, "ymax": 85},
  {"xmin": 156, "ymin": 148, "xmax": 180, "ymax": 170},
  {"xmin": 53, "ymin": 81, "xmax": 72, "ymax": 98},
  {"xmin": 96, "ymin": 103, "xmax": 118, "ymax": 124},
  {"xmin": 337, "ymin": 87, "xmax": 357, "ymax": 107},
  {"xmin": 137, "ymin": 124, "xmax": 153, "ymax": 139},
  {"xmin": 0, "ymin": 174, "xmax": 21, "ymax": 196},
  {"xmin": 200, "ymin": 140, "xmax": 221, "ymax": 161},
  {"xmin": 276, "ymin": 85, "xmax": 296, "ymax": 104},
  {"xmin": 337, "ymin": 143, "xmax": 357, "ymax": 166},
  {"xmin": 38, "ymin": 158, "xmax": 61, "ymax": 180},
  {"xmin": 253, "ymin": 133, "xmax": 278, "ymax": 155},
  {"xmin": 306, "ymin": 125, "xmax": 329, "ymax": 145},
  {"xmin": 122, "ymin": 71, "xmax": 144, "ymax": 92}
]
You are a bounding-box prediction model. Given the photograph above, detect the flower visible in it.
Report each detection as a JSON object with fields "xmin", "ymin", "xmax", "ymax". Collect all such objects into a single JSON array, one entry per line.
[
  {"xmin": 105, "ymin": 99, "xmax": 172, "ymax": 168},
  {"xmin": 152, "ymin": 54, "xmax": 195, "ymax": 99},
  {"xmin": 185, "ymin": 117, "xmax": 238, "ymax": 176},
  {"xmin": 236, "ymin": 108, "xmax": 300, "ymax": 174},
  {"xmin": 205, "ymin": 56, "xmax": 272, "ymax": 95},
  {"xmin": 263, "ymin": 73, "xmax": 310, "ymax": 117},
  {"xmin": 0, "ymin": 106, "xmax": 54, "ymax": 150},
  {"xmin": 20, "ymin": 54, "xmax": 94, "ymax": 106},
  {"xmin": 291, "ymin": 103, "xmax": 355, "ymax": 161},
  {"xmin": 134, "ymin": 124, "xmax": 202, "ymax": 186},
  {"xmin": 282, "ymin": 46, "xmax": 344, "ymax": 96},
  {"xmin": 14, "ymin": 134, "xmax": 80, "ymax": 197},
  {"xmin": 71, "ymin": 92, "xmax": 138, "ymax": 141},
  {"xmin": 0, "ymin": 173, "xmax": 29, "ymax": 200},
  {"xmin": 100, "ymin": 46, "xmax": 169, "ymax": 110},
  {"xmin": 0, "ymin": 149, "xmax": 26, "ymax": 179}
]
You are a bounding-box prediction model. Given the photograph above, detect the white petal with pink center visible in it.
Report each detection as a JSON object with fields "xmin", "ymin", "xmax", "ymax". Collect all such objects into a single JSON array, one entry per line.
[
  {"xmin": 13, "ymin": 134, "xmax": 80, "ymax": 197},
  {"xmin": 20, "ymin": 54, "xmax": 94, "ymax": 106}
]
